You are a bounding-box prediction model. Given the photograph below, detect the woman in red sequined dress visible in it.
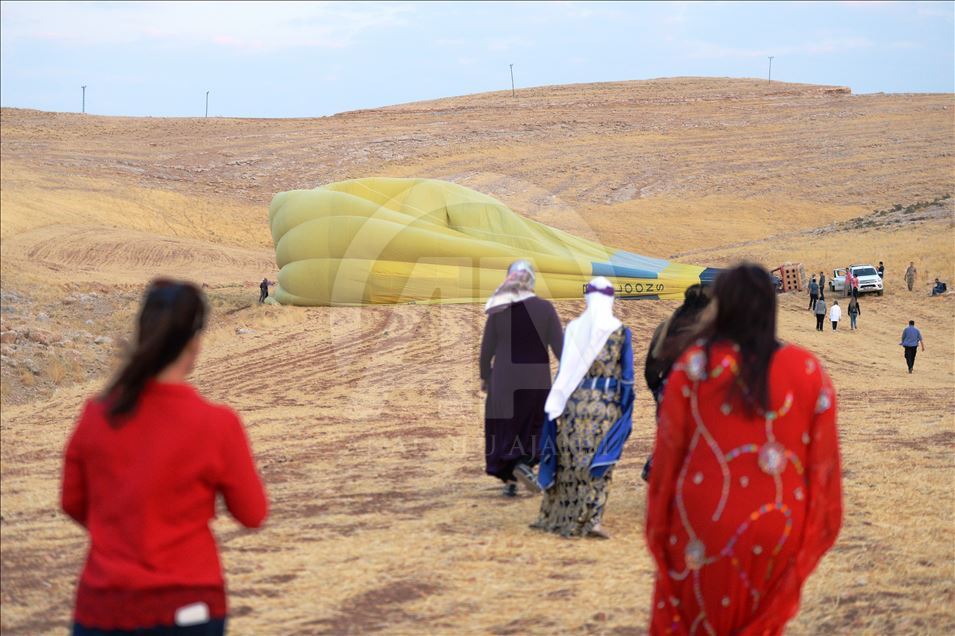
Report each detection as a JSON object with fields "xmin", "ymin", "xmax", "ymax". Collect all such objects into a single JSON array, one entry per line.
[{"xmin": 646, "ymin": 264, "xmax": 843, "ymax": 635}]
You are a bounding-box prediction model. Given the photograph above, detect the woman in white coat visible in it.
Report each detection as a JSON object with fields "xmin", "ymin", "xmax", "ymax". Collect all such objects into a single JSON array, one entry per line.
[{"xmin": 829, "ymin": 300, "xmax": 842, "ymax": 331}]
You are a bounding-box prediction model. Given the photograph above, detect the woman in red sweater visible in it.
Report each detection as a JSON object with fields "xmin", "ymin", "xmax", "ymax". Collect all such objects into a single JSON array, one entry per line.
[{"xmin": 61, "ymin": 279, "xmax": 268, "ymax": 635}]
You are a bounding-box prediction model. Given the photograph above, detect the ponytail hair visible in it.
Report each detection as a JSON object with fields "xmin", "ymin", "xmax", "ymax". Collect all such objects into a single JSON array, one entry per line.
[{"xmin": 102, "ymin": 279, "xmax": 207, "ymax": 424}]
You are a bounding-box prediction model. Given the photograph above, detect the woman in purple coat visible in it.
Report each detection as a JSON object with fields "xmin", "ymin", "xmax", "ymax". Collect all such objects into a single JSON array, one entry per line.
[{"xmin": 480, "ymin": 261, "xmax": 563, "ymax": 496}]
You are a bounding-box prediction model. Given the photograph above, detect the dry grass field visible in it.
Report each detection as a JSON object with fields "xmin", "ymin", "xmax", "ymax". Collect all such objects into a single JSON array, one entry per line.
[{"xmin": 1, "ymin": 77, "xmax": 953, "ymax": 634}]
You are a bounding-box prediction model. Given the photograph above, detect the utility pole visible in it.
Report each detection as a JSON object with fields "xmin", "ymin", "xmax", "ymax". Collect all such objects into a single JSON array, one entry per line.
[
  {"xmin": 509, "ymin": 63, "xmax": 515, "ymax": 97},
  {"xmin": 205, "ymin": 90, "xmax": 210, "ymax": 118},
  {"xmin": 767, "ymin": 56, "xmax": 774, "ymax": 84},
  {"xmin": 81, "ymin": 85, "xmax": 87, "ymax": 114}
]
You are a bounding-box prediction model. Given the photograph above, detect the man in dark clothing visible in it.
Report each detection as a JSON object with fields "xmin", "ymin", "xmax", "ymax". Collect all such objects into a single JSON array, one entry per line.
[
  {"xmin": 899, "ymin": 320, "xmax": 925, "ymax": 373},
  {"xmin": 808, "ymin": 276, "xmax": 819, "ymax": 311},
  {"xmin": 818, "ymin": 271, "xmax": 826, "ymax": 300},
  {"xmin": 259, "ymin": 278, "xmax": 269, "ymax": 303},
  {"xmin": 480, "ymin": 262, "xmax": 563, "ymax": 496},
  {"xmin": 878, "ymin": 261, "xmax": 885, "ymax": 279}
]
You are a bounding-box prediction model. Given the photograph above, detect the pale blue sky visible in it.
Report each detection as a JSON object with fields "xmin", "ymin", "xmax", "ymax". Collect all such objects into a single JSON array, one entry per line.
[{"xmin": 1, "ymin": 1, "xmax": 952, "ymax": 117}]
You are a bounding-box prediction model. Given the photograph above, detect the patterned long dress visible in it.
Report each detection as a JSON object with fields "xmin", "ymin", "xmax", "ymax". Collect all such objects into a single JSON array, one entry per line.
[
  {"xmin": 532, "ymin": 326, "xmax": 627, "ymax": 537},
  {"xmin": 646, "ymin": 341, "xmax": 842, "ymax": 636}
]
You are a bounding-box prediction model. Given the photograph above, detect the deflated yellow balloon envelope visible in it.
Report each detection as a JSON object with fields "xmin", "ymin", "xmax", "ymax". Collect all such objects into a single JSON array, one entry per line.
[{"xmin": 268, "ymin": 177, "xmax": 715, "ymax": 306}]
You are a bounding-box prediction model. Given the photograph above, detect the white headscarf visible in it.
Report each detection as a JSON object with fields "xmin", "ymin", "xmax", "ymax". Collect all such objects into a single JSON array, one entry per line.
[
  {"xmin": 484, "ymin": 260, "xmax": 536, "ymax": 313},
  {"xmin": 544, "ymin": 276, "xmax": 622, "ymax": 420}
]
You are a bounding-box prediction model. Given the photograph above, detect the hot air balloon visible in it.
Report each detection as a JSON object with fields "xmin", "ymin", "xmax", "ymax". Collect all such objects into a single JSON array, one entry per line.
[{"xmin": 268, "ymin": 177, "xmax": 716, "ymax": 306}]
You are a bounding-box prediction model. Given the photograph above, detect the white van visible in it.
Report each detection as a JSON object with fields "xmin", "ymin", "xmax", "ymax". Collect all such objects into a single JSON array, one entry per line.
[{"xmin": 830, "ymin": 265, "xmax": 884, "ymax": 296}]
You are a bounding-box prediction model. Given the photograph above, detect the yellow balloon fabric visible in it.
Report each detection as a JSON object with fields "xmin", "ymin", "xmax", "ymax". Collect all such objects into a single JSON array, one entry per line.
[{"xmin": 268, "ymin": 178, "xmax": 713, "ymax": 306}]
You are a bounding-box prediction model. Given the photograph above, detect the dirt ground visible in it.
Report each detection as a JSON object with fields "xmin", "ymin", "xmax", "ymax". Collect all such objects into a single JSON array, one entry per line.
[{"xmin": 1, "ymin": 78, "xmax": 953, "ymax": 634}]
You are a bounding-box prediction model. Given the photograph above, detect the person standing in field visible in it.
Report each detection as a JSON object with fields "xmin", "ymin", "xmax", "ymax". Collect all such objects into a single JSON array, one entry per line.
[
  {"xmin": 808, "ymin": 276, "xmax": 819, "ymax": 311},
  {"xmin": 847, "ymin": 297, "xmax": 861, "ymax": 330},
  {"xmin": 259, "ymin": 278, "xmax": 269, "ymax": 303},
  {"xmin": 533, "ymin": 277, "xmax": 635, "ymax": 538},
  {"xmin": 899, "ymin": 320, "xmax": 925, "ymax": 374},
  {"xmin": 62, "ymin": 279, "xmax": 268, "ymax": 635},
  {"xmin": 829, "ymin": 300, "xmax": 842, "ymax": 330},
  {"xmin": 480, "ymin": 260, "xmax": 563, "ymax": 496},
  {"xmin": 646, "ymin": 263, "xmax": 842, "ymax": 635},
  {"xmin": 843, "ymin": 267, "xmax": 854, "ymax": 298},
  {"xmin": 818, "ymin": 271, "xmax": 826, "ymax": 300},
  {"xmin": 905, "ymin": 262, "xmax": 917, "ymax": 292},
  {"xmin": 645, "ymin": 284, "xmax": 712, "ymax": 405},
  {"xmin": 878, "ymin": 261, "xmax": 885, "ymax": 279},
  {"xmin": 642, "ymin": 284, "xmax": 712, "ymax": 481},
  {"xmin": 814, "ymin": 296, "xmax": 827, "ymax": 331}
]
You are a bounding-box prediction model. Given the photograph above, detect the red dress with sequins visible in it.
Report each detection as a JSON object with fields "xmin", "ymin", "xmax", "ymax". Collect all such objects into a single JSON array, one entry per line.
[{"xmin": 646, "ymin": 342, "xmax": 842, "ymax": 636}]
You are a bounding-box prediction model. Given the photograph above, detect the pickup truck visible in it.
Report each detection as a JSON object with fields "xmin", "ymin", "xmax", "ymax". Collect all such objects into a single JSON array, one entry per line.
[{"xmin": 830, "ymin": 265, "xmax": 884, "ymax": 296}]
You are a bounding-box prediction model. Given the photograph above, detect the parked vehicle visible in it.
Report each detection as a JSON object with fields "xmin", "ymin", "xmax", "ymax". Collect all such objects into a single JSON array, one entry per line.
[{"xmin": 830, "ymin": 265, "xmax": 884, "ymax": 296}]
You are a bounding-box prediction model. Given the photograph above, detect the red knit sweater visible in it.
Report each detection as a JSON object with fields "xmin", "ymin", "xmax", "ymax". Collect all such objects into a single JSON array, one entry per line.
[{"xmin": 61, "ymin": 381, "xmax": 268, "ymax": 629}]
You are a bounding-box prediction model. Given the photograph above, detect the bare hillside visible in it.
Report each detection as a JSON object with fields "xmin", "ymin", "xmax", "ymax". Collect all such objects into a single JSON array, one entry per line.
[{"xmin": 1, "ymin": 78, "xmax": 953, "ymax": 634}]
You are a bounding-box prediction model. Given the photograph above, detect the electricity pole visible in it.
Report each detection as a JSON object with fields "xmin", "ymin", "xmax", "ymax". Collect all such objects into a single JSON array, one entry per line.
[
  {"xmin": 81, "ymin": 85, "xmax": 87, "ymax": 113},
  {"xmin": 767, "ymin": 56, "xmax": 774, "ymax": 84},
  {"xmin": 509, "ymin": 64, "xmax": 515, "ymax": 97},
  {"xmin": 205, "ymin": 91, "xmax": 210, "ymax": 118}
]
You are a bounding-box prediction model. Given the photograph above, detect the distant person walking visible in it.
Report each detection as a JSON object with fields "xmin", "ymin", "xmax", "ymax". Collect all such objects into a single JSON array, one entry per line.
[
  {"xmin": 878, "ymin": 261, "xmax": 885, "ymax": 279},
  {"xmin": 847, "ymin": 297, "xmax": 861, "ymax": 330},
  {"xmin": 905, "ymin": 262, "xmax": 917, "ymax": 292},
  {"xmin": 814, "ymin": 297, "xmax": 827, "ymax": 331},
  {"xmin": 818, "ymin": 271, "xmax": 826, "ymax": 300},
  {"xmin": 259, "ymin": 278, "xmax": 269, "ymax": 303},
  {"xmin": 808, "ymin": 276, "xmax": 819, "ymax": 311},
  {"xmin": 480, "ymin": 261, "xmax": 563, "ymax": 496},
  {"xmin": 899, "ymin": 320, "xmax": 925, "ymax": 373},
  {"xmin": 829, "ymin": 300, "xmax": 841, "ymax": 330},
  {"xmin": 844, "ymin": 267, "xmax": 854, "ymax": 298},
  {"xmin": 62, "ymin": 279, "xmax": 268, "ymax": 635}
]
